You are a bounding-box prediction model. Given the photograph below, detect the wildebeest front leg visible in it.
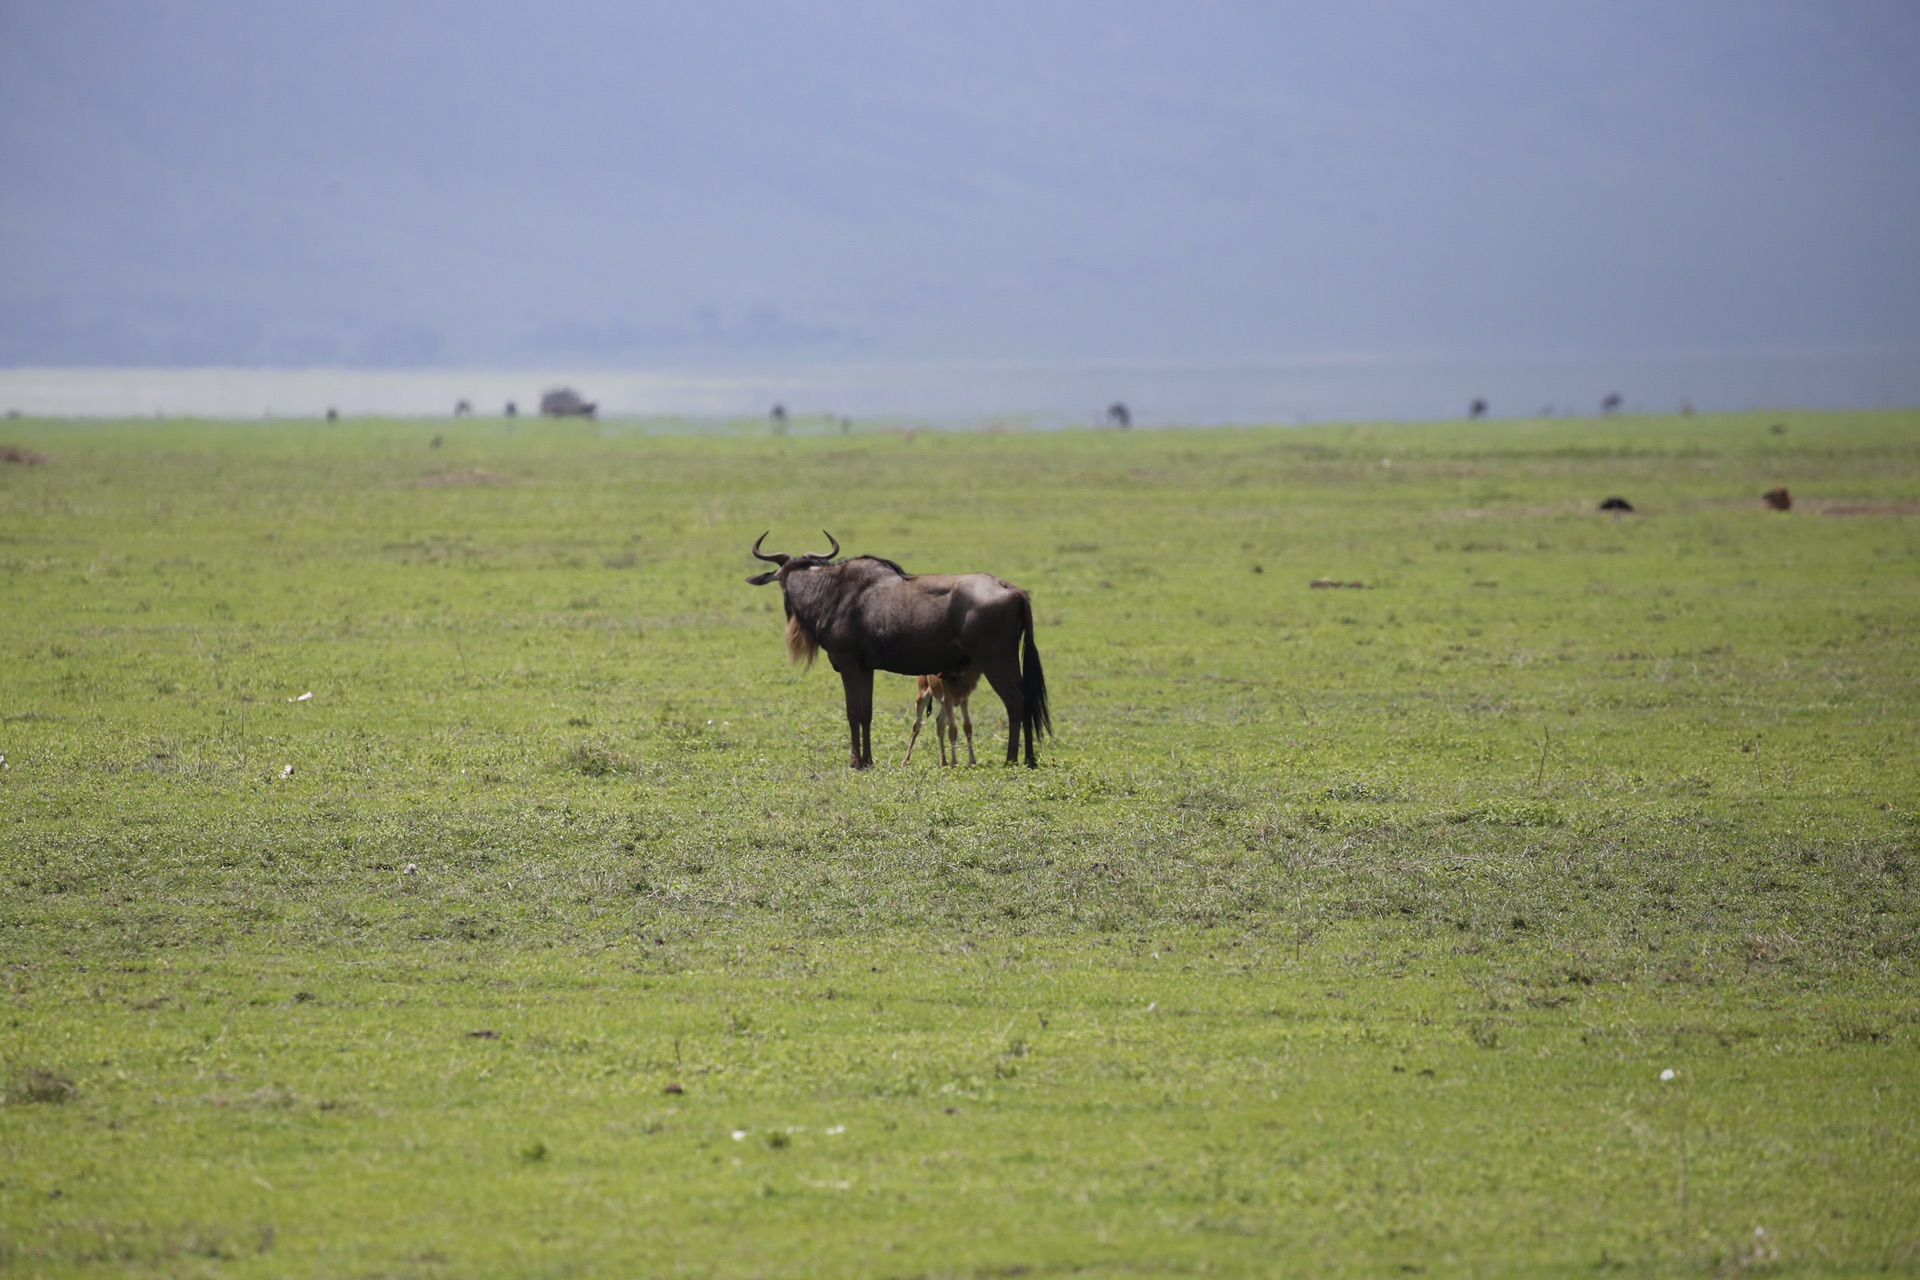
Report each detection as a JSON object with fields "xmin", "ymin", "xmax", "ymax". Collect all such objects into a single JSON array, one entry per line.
[{"xmin": 841, "ymin": 668, "xmax": 875, "ymax": 768}]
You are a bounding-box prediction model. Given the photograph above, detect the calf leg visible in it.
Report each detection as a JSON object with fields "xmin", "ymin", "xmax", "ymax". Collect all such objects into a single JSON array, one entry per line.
[
  {"xmin": 938, "ymin": 688, "xmax": 958, "ymax": 766},
  {"xmin": 959, "ymin": 697, "xmax": 976, "ymax": 765},
  {"xmin": 903, "ymin": 686, "xmax": 931, "ymax": 765}
]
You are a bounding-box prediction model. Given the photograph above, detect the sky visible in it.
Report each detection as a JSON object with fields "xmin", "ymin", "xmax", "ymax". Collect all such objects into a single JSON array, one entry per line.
[{"xmin": 2, "ymin": 1, "xmax": 1917, "ymax": 373}]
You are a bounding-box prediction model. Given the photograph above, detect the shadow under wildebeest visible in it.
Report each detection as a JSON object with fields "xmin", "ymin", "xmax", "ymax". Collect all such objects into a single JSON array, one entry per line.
[{"xmin": 745, "ymin": 532, "xmax": 1051, "ymax": 768}]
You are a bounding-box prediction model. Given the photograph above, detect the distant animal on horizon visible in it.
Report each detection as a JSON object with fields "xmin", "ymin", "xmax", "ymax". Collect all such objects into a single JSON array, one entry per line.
[
  {"xmin": 1599, "ymin": 495, "xmax": 1634, "ymax": 512},
  {"xmin": 1601, "ymin": 393, "xmax": 1623, "ymax": 415},
  {"xmin": 1469, "ymin": 398, "xmax": 1488, "ymax": 419},
  {"xmin": 746, "ymin": 531, "xmax": 1050, "ymax": 768},
  {"xmin": 454, "ymin": 399, "xmax": 473, "ymax": 418},
  {"xmin": 1107, "ymin": 402, "xmax": 1131, "ymax": 428},
  {"xmin": 904, "ymin": 669, "xmax": 982, "ymax": 766},
  {"xmin": 540, "ymin": 388, "xmax": 596, "ymax": 418},
  {"xmin": 325, "ymin": 406, "xmax": 339, "ymax": 422},
  {"xmin": 505, "ymin": 400, "xmax": 519, "ymax": 417}
]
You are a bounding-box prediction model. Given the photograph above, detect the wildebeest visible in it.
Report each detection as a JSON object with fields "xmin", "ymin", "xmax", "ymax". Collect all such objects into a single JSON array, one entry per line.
[
  {"xmin": 1763, "ymin": 486, "xmax": 1792, "ymax": 511},
  {"xmin": 1601, "ymin": 393, "xmax": 1623, "ymax": 415},
  {"xmin": 1599, "ymin": 495, "xmax": 1634, "ymax": 512},
  {"xmin": 1107, "ymin": 402, "xmax": 1131, "ymax": 428},
  {"xmin": 1469, "ymin": 397, "xmax": 1488, "ymax": 419},
  {"xmin": 454, "ymin": 399, "xmax": 473, "ymax": 418},
  {"xmin": 505, "ymin": 400, "xmax": 519, "ymax": 417},
  {"xmin": 540, "ymin": 388, "xmax": 597, "ymax": 418},
  {"xmin": 904, "ymin": 669, "xmax": 981, "ymax": 766},
  {"xmin": 746, "ymin": 532, "xmax": 1050, "ymax": 768}
]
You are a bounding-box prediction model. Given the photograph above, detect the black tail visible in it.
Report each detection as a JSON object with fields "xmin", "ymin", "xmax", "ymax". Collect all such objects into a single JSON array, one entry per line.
[{"xmin": 1019, "ymin": 595, "xmax": 1052, "ymax": 748}]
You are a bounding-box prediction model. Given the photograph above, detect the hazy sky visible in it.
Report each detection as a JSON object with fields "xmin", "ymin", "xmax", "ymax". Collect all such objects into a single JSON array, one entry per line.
[{"xmin": 3, "ymin": 1, "xmax": 1916, "ymax": 370}]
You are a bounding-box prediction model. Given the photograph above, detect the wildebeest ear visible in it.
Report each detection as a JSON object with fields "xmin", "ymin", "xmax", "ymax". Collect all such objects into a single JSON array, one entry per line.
[{"xmin": 745, "ymin": 570, "xmax": 780, "ymax": 585}]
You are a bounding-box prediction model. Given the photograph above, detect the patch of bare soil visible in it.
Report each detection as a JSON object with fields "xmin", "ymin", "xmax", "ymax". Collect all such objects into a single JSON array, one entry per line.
[
  {"xmin": 1810, "ymin": 499, "xmax": 1920, "ymax": 516},
  {"xmin": 1453, "ymin": 504, "xmax": 1587, "ymax": 519},
  {"xmin": 1, "ymin": 445, "xmax": 48, "ymax": 464},
  {"xmin": 415, "ymin": 468, "xmax": 504, "ymax": 488}
]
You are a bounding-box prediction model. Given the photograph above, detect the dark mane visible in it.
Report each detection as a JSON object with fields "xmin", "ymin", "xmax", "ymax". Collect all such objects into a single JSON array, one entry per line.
[{"xmin": 846, "ymin": 555, "xmax": 911, "ymax": 578}]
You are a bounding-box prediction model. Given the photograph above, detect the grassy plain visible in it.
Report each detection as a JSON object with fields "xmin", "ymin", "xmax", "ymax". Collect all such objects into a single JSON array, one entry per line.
[{"xmin": 1, "ymin": 409, "xmax": 1917, "ymax": 1277}]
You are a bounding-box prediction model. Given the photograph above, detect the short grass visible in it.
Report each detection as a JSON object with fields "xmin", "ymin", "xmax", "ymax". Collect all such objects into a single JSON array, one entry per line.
[{"xmin": 2, "ymin": 409, "xmax": 1917, "ymax": 1277}]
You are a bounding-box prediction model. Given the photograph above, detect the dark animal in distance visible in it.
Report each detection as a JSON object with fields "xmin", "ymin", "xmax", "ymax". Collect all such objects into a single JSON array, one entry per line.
[
  {"xmin": 1601, "ymin": 393, "xmax": 1624, "ymax": 415},
  {"xmin": 1599, "ymin": 495, "xmax": 1634, "ymax": 512},
  {"xmin": 1763, "ymin": 486, "xmax": 1792, "ymax": 511},
  {"xmin": 1107, "ymin": 402, "xmax": 1131, "ymax": 428},
  {"xmin": 454, "ymin": 399, "xmax": 473, "ymax": 418},
  {"xmin": 746, "ymin": 532, "xmax": 1050, "ymax": 768},
  {"xmin": 1469, "ymin": 398, "xmax": 1488, "ymax": 419},
  {"xmin": 540, "ymin": 388, "xmax": 597, "ymax": 418},
  {"xmin": 505, "ymin": 401, "xmax": 519, "ymax": 417},
  {"xmin": 325, "ymin": 407, "xmax": 339, "ymax": 422},
  {"xmin": 904, "ymin": 669, "xmax": 981, "ymax": 766}
]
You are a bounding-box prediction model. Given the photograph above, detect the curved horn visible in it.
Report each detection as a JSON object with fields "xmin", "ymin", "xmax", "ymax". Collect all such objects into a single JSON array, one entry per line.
[
  {"xmin": 750, "ymin": 531, "xmax": 785, "ymax": 564},
  {"xmin": 818, "ymin": 529, "xmax": 840, "ymax": 560}
]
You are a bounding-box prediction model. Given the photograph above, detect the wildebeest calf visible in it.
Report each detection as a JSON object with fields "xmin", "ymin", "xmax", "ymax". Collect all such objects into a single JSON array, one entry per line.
[{"xmin": 904, "ymin": 669, "xmax": 981, "ymax": 766}]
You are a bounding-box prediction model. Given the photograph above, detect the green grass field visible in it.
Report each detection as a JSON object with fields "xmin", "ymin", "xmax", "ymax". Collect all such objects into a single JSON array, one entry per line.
[{"xmin": 2, "ymin": 409, "xmax": 1917, "ymax": 1277}]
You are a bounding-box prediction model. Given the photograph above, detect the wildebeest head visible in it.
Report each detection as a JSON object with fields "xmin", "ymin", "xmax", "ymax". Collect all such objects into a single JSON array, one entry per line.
[
  {"xmin": 745, "ymin": 530, "xmax": 843, "ymax": 665},
  {"xmin": 743, "ymin": 529, "xmax": 840, "ymax": 586}
]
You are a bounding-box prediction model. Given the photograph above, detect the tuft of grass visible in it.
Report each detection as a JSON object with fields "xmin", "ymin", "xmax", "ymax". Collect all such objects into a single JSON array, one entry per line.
[
  {"xmin": 5, "ymin": 1066, "xmax": 78, "ymax": 1105},
  {"xmin": 562, "ymin": 738, "xmax": 638, "ymax": 777}
]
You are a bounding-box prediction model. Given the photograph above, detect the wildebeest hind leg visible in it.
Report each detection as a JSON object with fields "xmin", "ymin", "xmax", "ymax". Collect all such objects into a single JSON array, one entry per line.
[{"xmin": 978, "ymin": 664, "xmax": 1025, "ymax": 765}]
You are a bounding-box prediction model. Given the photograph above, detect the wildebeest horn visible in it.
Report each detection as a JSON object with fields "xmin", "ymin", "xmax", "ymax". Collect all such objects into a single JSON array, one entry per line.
[
  {"xmin": 750, "ymin": 531, "xmax": 785, "ymax": 564},
  {"xmin": 819, "ymin": 530, "xmax": 840, "ymax": 559}
]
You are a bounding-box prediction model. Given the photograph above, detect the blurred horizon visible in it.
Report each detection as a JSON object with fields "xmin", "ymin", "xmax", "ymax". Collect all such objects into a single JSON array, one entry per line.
[
  {"xmin": 5, "ymin": 348, "xmax": 1915, "ymax": 425},
  {"xmin": 4, "ymin": 2, "xmax": 1917, "ymax": 389}
]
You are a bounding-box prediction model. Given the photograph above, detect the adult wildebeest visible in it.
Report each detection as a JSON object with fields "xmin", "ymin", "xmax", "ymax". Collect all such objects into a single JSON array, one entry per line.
[
  {"xmin": 746, "ymin": 532, "xmax": 1050, "ymax": 768},
  {"xmin": 904, "ymin": 669, "xmax": 981, "ymax": 766}
]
